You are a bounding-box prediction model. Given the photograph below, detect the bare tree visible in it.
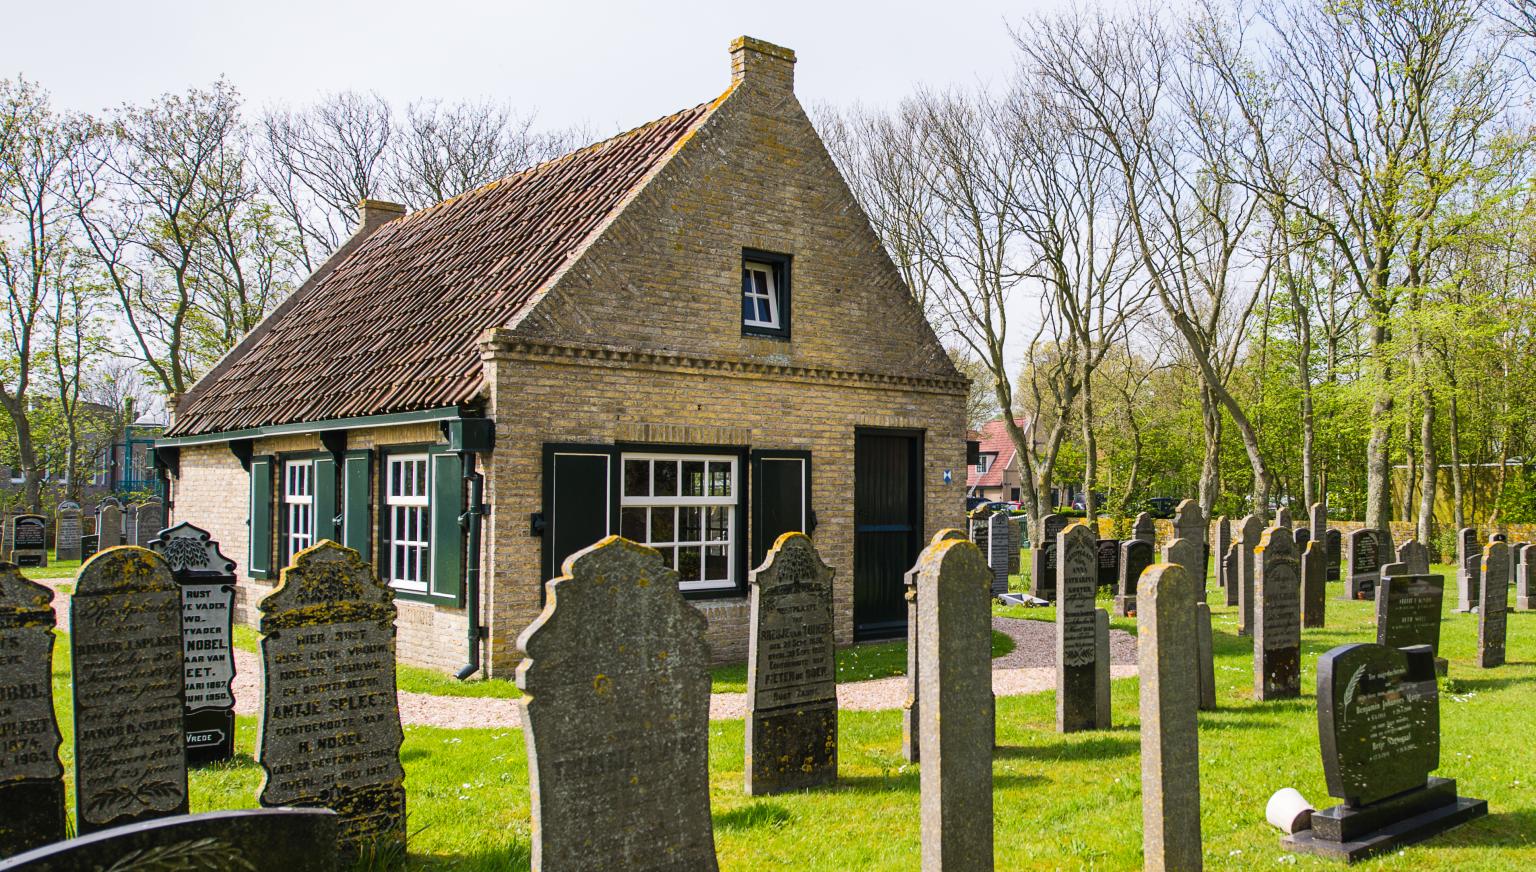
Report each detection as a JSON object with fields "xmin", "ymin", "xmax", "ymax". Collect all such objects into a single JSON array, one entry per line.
[{"xmin": 388, "ymin": 99, "xmax": 574, "ymax": 208}]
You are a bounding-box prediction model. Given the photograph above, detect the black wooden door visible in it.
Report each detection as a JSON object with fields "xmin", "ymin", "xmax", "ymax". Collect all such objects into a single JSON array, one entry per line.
[{"xmin": 854, "ymin": 430, "xmax": 922, "ymax": 639}]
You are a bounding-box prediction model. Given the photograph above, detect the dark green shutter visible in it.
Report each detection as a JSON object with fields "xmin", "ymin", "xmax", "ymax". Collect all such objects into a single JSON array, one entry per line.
[
  {"xmin": 430, "ymin": 450, "xmax": 465, "ymax": 601},
  {"xmin": 249, "ymin": 455, "xmax": 274, "ymax": 579},
  {"xmin": 314, "ymin": 454, "xmax": 338, "ymax": 544},
  {"xmin": 541, "ymin": 446, "xmax": 618, "ymax": 586},
  {"xmin": 752, "ymin": 450, "xmax": 812, "ymax": 568},
  {"xmin": 342, "ymin": 450, "xmax": 372, "ymax": 559}
]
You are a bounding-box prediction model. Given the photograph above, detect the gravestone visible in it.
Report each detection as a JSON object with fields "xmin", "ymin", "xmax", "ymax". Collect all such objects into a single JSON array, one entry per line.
[
  {"xmin": 150, "ymin": 523, "xmax": 238, "ymax": 765},
  {"xmin": 1301, "ymin": 540, "xmax": 1327, "ymax": 629},
  {"xmin": 903, "ymin": 529, "xmax": 968, "ymax": 763},
  {"xmin": 53, "ymin": 502, "xmax": 81, "ymax": 563},
  {"xmin": 968, "ymin": 508, "xmax": 992, "ymax": 566},
  {"xmin": 517, "ymin": 537, "xmax": 716, "ymax": 872},
  {"xmin": 95, "ymin": 498, "xmax": 122, "ymax": 548},
  {"xmin": 1214, "ymin": 516, "xmax": 1231, "ymax": 591},
  {"xmin": 1057, "ymin": 525, "xmax": 1108, "ymax": 732},
  {"xmin": 1518, "ymin": 544, "xmax": 1535, "ymax": 611},
  {"xmin": 78, "ymin": 534, "xmax": 98, "ymax": 563},
  {"xmin": 7, "ymin": 517, "xmax": 45, "ymax": 569},
  {"xmin": 1172, "ymin": 500, "xmax": 1208, "ymax": 594},
  {"xmin": 1007, "ymin": 517, "xmax": 1022, "ymax": 576},
  {"xmin": 1346, "ymin": 529, "xmax": 1389, "ymax": 601},
  {"xmin": 1309, "ymin": 501, "xmax": 1327, "ymax": 539},
  {"xmin": 71, "ymin": 548, "xmax": 187, "ymax": 834},
  {"xmin": 1030, "ymin": 513, "xmax": 1068, "ymax": 601},
  {"xmin": 0, "ymin": 517, "xmax": 8, "ymax": 561},
  {"xmin": 1395, "ymin": 540, "xmax": 1431, "ymax": 575},
  {"xmin": 1137, "ymin": 564, "xmax": 1203, "ymax": 872},
  {"xmin": 1237, "ymin": 515, "xmax": 1262, "ymax": 636},
  {"xmin": 129, "ymin": 497, "xmax": 163, "ymax": 548},
  {"xmin": 1163, "ymin": 534, "xmax": 1205, "ymax": 606},
  {"xmin": 1254, "ymin": 528, "xmax": 1302, "ymax": 701},
  {"xmin": 1196, "ymin": 602, "xmax": 1216, "ymax": 710},
  {"xmin": 1096, "ymin": 538, "xmax": 1120, "ymax": 590},
  {"xmin": 1294, "ymin": 527, "xmax": 1311, "ymax": 550},
  {"xmin": 0, "ymin": 565, "xmax": 65, "ymax": 857},
  {"xmin": 1376, "ymin": 572, "xmax": 1446, "ymax": 676},
  {"xmin": 1223, "ymin": 543, "xmax": 1239, "ymax": 607},
  {"xmin": 258, "ymin": 542, "xmax": 406, "ymax": 866},
  {"xmin": 121, "ymin": 504, "xmax": 137, "ymax": 549},
  {"xmin": 745, "ymin": 533, "xmax": 837, "ymax": 796},
  {"xmin": 1116, "ymin": 539, "xmax": 1154, "ymax": 617},
  {"xmin": 1283, "ymin": 643, "xmax": 1486, "ymax": 862},
  {"xmin": 0, "ymin": 808, "xmax": 339, "ymax": 872},
  {"xmin": 916, "ymin": 536, "xmax": 993, "ymax": 872},
  {"xmin": 1456, "ymin": 527, "xmax": 1480, "ymax": 612},
  {"xmin": 1478, "ymin": 541, "xmax": 1509, "ymax": 669},
  {"xmin": 986, "ymin": 513, "xmax": 1011, "ymax": 597},
  {"xmin": 1325, "ymin": 528, "xmax": 1342, "ymax": 582},
  {"xmin": 1133, "ymin": 511, "xmax": 1156, "ymax": 545},
  {"xmin": 1275, "ymin": 507, "xmax": 1293, "ymax": 528}
]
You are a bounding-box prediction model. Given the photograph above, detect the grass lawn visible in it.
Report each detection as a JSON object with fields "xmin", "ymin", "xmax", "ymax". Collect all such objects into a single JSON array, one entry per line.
[{"xmin": 41, "ymin": 559, "xmax": 1536, "ymax": 869}]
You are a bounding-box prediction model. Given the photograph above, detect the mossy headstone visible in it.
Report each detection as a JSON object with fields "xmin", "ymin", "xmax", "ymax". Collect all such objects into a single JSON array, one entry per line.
[
  {"xmin": 1057, "ymin": 524, "xmax": 1106, "ymax": 732},
  {"xmin": 1478, "ymin": 542, "xmax": 1509, "ymax": 669},
  {"xmin": 53, "ymin": 503, "xmax": 81, "ymax": 563},
  {"xmin": 902, "ymin": 529, "xmax": 968, "ymax": 764},
  {"xmin": 1138, "ymin": 563, "xmax": 1203, "ymax": 872},
  {"xmin": 0, "ymin": 564, "xmax": 64, "ymax": 857},
  {"xmin": 1254, "ymin": 527, "xmax": 1301, "ymax": 701}
]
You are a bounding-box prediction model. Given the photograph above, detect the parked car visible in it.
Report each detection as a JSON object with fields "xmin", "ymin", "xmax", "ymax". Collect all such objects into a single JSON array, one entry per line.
[
  {"xmin": 1071, "ymin": 491, "xmax": 1108, "ymax": 512},
  {"xmin": 1143, "ymin": 497, "xmax": 1178, "ymax": 519},
  {"xmin": 966, "ymin": 495, "xmax": 990, "ymax": 512}
]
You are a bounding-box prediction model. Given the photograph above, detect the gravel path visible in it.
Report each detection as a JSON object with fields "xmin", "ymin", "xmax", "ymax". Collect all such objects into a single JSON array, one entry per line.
[{"xmin": 42, "ymin": 581, "xmax": 1140, "ymax": 729}]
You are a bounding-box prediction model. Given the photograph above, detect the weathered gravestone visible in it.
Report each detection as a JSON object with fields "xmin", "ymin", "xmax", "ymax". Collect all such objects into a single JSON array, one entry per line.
[
  {"xmin": 1116, "ymin": 539, "xmax": 1154, "ymax": 617},
  {"xmin": 129, "ymin": 497, "xmax": 163, "ymax": 548},
  {"xmin": 968, "ymin": 508, "xmax": 992, "ymax": 569},
  {"xmin": 1282, "ymin": 643, "xmax": 1486, "ymax": 862},
  {"xmin": 517, "ymin": 537, "xmax": 716, "ymax": 871},
  {"xmin": 1173, "ymin": 500, "xmax": 1208, "ymax": 598},
  {"xmin": 745, "ymin": 533, "xmax": 836, "ymax": 796},
  {"xmin": 1096, "ymin": 538, "xmax": 1120, "ymax": 591},
  {"xmin": 1254, "ymin": 528, "xmax": 1302, "ymax": 701},
  {"xmin": 1456, "ymin": 527, "xmax": 1480, "ymax": 612},
  {"xmin": 1237, "ymin": 515, "xmax": 1262, "ymax": 636},
  {"xmin": 1058, "ymin": 525, "xmax": 1109, "ymax": 732},
  {"xmin": 150, "ymin": 523, "xmax": 238, "ymax": 765},
  {"xmin": 71, "ymin": 548, "xmax": 187, "ymax": 834},
  {"xmin": 1346, "ymin": 529, "xmax": 1390, "ymax": 601},
  {"xmin": 1007, "ymin": 517, "xmax": 1022, "ymax": 577},
  {"xmin": 1376, "ymin": 572, "xmax": 1446, "ymax": 676},
  {"xmin": 1223, "ymin": 543, "xmax": 1239, "ymax": 608},
  {"xmin": 0, "ymin": 566, "xmax": 64, "ymax": 857},
  {"xmin": 1031, "ymin": 513, "xmax": 1069, "ymax": 601},
  {"xmin": 1310, "ymin": 501, "xmax": 1327, "ymax": 539},
  {"xmin": 1276, "ymin": 507, "xmax": 1293, "ymax": 528},
  {"xmin": 1214, "ymin": 516, "xmax": 1231, "ymax": 592},
  {"xmin": 121, "ymin": 504, "xmax": 137, "ymax": 549},
  {"xmin": 1133, "ymin": 511, "xmax": 1156, "ymax": 546},
  {"xmin": 1138, "ymin": 564, "xmax": 1203, "ymax": 872},
  {"xmin": 916, "ymin": 537, "xmax": 993, "ymax": 872},
  {"xmin": 1518, "ymin": 544, "xmax": 1536, "ymax": 611},
  {"xmin": 52, "ymin": 503, "xmax": 80, "ymax": 563},
  {"xmin": 7, "ymin": 517, "xmax": 45, "ymax": 569},
  {"xmin": 1479, "ymin": 541, "xmax": 1509, "ymax": 669},
  {"xmin": 1302, "ymin": 540, "xmax": 1327, "ymax": 629},
  {"xmin": 1325, "ymin": 528, "xmax": 1342, "ymax": 583},
  {"xmin": 258, "ymin": 542, "xmax": 405, "ymax": 866},
  {"xmin": 903, "ymin": 529, "xmax": 968, "ymax": 764},
  {"xmin": 0, "ymin": 808, "xmax": 339, "ymax": 872},
  {"xmin": 94, "ymin": 498, "xmax": 122, "ymax": 548},
  {"xmin": 1395, "ymin": 540, "xmax": 1431, "ymax": 575},
  {"xmin": 1294, "ymin": 527, "xmax": 1311, "ymax": 551},
  {"xmin": 1196, "ymin": 602, "xmax": 1217, "ymax": 711},
  {"xmin": 987, "ymin": 513, "xmax": 1011, "ymax": 597}
]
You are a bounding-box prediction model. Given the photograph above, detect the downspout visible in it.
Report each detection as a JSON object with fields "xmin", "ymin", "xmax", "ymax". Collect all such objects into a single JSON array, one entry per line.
[{"xmin": 456, "ymin": 456, "xmax": 487, "ymax": 680}]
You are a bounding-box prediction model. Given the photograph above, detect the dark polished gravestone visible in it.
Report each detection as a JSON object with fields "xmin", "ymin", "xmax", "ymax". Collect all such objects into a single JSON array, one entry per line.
[
  {"xmin": 7, "ymin": 517, "xmax": 45, "ymax": 569},
  {"xmin": 518, "ymin": 537, "xmax": 717, "ymax": 872},
  {"xmin": 1325, "ymin": 528, "xmax": 1342, "ymax": 583},
  {"xmin": 1254, "ymin": 528, "xmax": 1302, "ymax": 701},
  {"xmin": 1456, "ymin": 527, "xmax": 1480, "ymax": 612},
  {"xmin": 78, "ymin": 534, "xmax": 99, "ymax": 563},
  {"xmin": 70, "ymin": 548, "xmax": 188, "ymax": 834},
  {"xmin": 1294, "ymin": 527, "xmax": 1311, "ymax": 550},
  {"xmin": 902, "ymin": 529, "xmax": 968, "ymax": 764},
  {"xmin": 1376, "ymin": 573, "xmax": 1447, "ymax": 676},
  {"xmin": 1479, "ymin": 541, "xmax": 1509, "ymax": 669},
  {"xmin": 0, "ymin": 565, "xmax": 65, "ymax": 858},
  {"xmin": 1282, "ymin": 643, "xmax": 1486, "ymax": 862},
  {"xmin": 52, "ymin": 503, "xmax": 81, "ymax": 564},
  {"xmin": 1137, "ymin": 564, "xmax": 1203, "ymax": 872},
  {"xmin": 916, "ymin": 536, "xmax": 994, "ymax": 872},
  {"xmin": 258, "ymin": 542, "xmax": 405, "ymax": 867},
  {"xmin": 1346, "ymin": 528, "xmax": 1390, "ymax": 601},
  {"xmin": 1096, "ymin": 538, "xmax": 1120, "ymax": 591},
  {"xmin": 987, "ymin": 513, "xmax": 1012, "ymax": 597},
  {"xmin": 1302, "ymin": 540, "xmax": 1327, "ymax": 629},
  {"xmin": 150, "ymin": 523, "xmax": 238, "ymax": 765},
  {"xmin": 1214, "ymin": 516, "xmax": 1231, "ymax": 592},
  {"xmin": 1058, "ymin": 525, "xmax": 1109, "ymax": 732},
  {"xmin": 0, "ymin": 808, "xmax": 340, "ymax": 872},
  {"xmin": 1031, "ymin": 513, "xmax": 1069, "ymax": 601},
  {"xmin": 1223, "ymin": 542, "xmax": 1239, "ymax": 608},
  {"xmin": 1116, "ymin": 539, "xmax": 1154, "ymax": 617},
  {"xmin": 745, "ymin": 533, "xmax": 837, "ymax": 796}
]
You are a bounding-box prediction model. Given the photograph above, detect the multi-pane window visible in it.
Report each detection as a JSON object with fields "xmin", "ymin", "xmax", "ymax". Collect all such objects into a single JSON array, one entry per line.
[
  {"xmin": 620, "ymin": 454, "xmax": 736, "ymax": 591},
  {"xmin": 741, "ymin": 261, "xmax": 781, "ymax": 331},
  {"xmin": 976, "ymin": 453, "xmax": 994, "ymax": 474},
  {"xmin": 283, "ymin": 459, "xmax": 314, "ymax": 562},
  {"xmin": 385, "ymin": 454, "xmax": 431, "ymax": 593}
]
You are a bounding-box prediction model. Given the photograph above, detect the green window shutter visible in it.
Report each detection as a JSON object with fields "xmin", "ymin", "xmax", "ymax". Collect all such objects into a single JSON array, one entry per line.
[
  {"xmin": 751, "ymin": 450, "xmax": 812, "ymax": 569},
  {"xmin": 314, "ymin": 454, "xmax": 338, "ymax": 544},
  {"xmin": 342, "ymin": 450, "xmax": 373, "ymax": 559},
  {"xmin": 430, "ymin": 450, "xmax": 465, "ymax": 602},
  {"xmin": 249, "ymin": 455, "xmax": 274, "ymax": 579}
]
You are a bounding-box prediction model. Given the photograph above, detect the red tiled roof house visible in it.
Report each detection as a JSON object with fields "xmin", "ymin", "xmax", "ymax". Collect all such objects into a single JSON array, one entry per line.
[
  {"xmin": 157, "ymin": 38, "xmax": 968, "ymax": 675},
  {"xmin": 967, "ymin": 418, "xmax": 1032, "ymax": 503}
]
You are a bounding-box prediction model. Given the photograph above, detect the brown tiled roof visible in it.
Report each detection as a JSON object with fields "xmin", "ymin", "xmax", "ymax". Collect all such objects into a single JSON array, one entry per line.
[
  {"xmin": 167, "ymin": 100, "xmax": 717, "ymax": 437},
  {"xmin": 967, "ymin": 418, "xmax": 1031, "ymax": 489}
]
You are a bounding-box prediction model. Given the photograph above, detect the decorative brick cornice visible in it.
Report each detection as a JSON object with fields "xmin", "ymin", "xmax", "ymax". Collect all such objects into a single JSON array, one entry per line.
[{"xmin": 481, "ymin": 331, "xmax": 969, "ymax": 396}]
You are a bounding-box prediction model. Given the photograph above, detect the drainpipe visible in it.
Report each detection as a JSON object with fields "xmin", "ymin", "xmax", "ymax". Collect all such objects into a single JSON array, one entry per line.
[{"xmin": 456, "ymin": 456, "xmax": 487, "ymax": 680}]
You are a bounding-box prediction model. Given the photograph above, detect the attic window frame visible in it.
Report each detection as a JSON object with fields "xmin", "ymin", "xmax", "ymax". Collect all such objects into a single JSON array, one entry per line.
[{"xmin": 741, "ymin": 249, "xmax": 791, "ymax": 339}]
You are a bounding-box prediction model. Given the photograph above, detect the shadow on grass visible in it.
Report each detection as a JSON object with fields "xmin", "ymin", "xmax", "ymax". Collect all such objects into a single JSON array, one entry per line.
[
  {"xmin": 994, "ymin": 734, "xmax": 1137, "ymax": 762},
  {"xmin": 400, "ymin": 748, "xmax": 432, "ymax": 764},
  {"xmin": 412, "ymin": 841, "xmax": 532, "ymax": 870},
  {"xmin": 1451, "ymin": 808, "xmax": 1536, "ymax": 848},
  {"xmin": 190, "ymin": 752, "xmax": 260, "ymax": 772},
  {"xmin": 1444, "ymin": 673, "xmax": 1536, "ymax": 693},
  {"xmin": 715, "ymin": 801, "xmax": 793, "ymax": 830}
]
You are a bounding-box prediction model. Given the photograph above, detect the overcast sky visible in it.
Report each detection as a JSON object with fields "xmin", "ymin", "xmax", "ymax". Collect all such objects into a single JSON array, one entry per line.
[{"xmin": 12, "ymin": 0, "xmax": 1084, "ymax": 130}]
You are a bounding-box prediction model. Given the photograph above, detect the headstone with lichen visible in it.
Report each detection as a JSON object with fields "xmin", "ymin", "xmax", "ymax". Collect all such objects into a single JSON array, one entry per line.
[{"xmin": 0, "ymin": 564, "xmax": 65, "ymax": 857}]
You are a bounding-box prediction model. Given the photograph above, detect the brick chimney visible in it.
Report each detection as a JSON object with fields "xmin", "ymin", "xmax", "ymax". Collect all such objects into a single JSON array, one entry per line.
[
  {"xmin": 357, "ymin": 199, "xmax": 407, "ymax": 237},
  {"xmin": 730, "ymin": 36, "xmax": 795, "ymax": 92}
]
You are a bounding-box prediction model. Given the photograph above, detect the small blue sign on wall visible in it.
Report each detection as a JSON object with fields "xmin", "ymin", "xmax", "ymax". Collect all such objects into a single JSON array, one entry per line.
[{"xmin": 943, "ymin": 469, "xmax": 952, "ymax": 485}]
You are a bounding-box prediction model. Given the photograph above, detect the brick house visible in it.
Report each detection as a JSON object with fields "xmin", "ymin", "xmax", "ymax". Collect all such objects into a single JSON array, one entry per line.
[
  {"xmin": 156, "ymin": 37, "xmax": 968, "ymax": 676},
  {"xmin": 967, "ymin": 418, "xmax": 1032, "ymax": 504}
]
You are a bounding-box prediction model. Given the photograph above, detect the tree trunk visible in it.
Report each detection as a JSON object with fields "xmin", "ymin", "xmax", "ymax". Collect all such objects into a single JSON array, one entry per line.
[
  {"xmin": 1081, "ymin": 377, "xmax": 1098, "ymax": 526},
  {"xmin": 1418, "ymin": 390, "xmax": 1437, "ymax": 546},
  {"xmin": 1448, "ymin": 393, "xmax": 1465, "ymax": 531},
  {"xmin": 1400, "ymin": 411, "xmax": 1417, "ymax": 525},
  {"xmin": 1199, "ymin": 382, "xmax": 1221, "ymax": 520},
  {"xmin": 1365, "ymin": 319, "xmax": 1394, "ymax": 529}
]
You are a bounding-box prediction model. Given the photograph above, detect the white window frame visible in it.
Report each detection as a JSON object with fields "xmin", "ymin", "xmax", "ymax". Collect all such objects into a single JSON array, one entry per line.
[
  {"xmin": 621, "ymin": 453, "xmax": 737, "ymax": 592},
  {"xmin": 742, "ymin": 261, "xmax": 781, "ymax": 330},
  {"xmin": 976, "ymin": 453, "xmax": 994, "ymax": 474},
  {"xmin": 283, "ymin": 459, "xmax": 315, "ymax": 562},
  {"xmin": 384, "ymin": 453, "xmax": 431, "ymax": 593}
]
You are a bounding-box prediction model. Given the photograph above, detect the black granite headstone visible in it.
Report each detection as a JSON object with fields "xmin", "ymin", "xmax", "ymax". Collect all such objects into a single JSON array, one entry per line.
[
  {"xmin": 1254, "ymin": 528, "xmax": 1301, "ymax": 701},
  {"xmin": 1116, "ymin": 539, "xmax": 1154, "ymax": 617},
  {"xmin": 149, "ymin": 523, "xmax": 238, "ymax": 765},
  {"xmin": 1032, "ymin": 514, "xmax": 1068, "ymax": 601},
  {"xmin": 78, "ymin": 534, "xmax": 98, "ymax": 563},
  {"xmin": 1056, "ymin": 525, "xmax": 1107, "ymax": 732},
  {"xmin": 1325, "ymin": 529, "xmax": 1342, "ymax": 582},
  {"xmin": 0, "ymin": 808, "xmax": 339, "ymax": 871},
  {"xmin": 1347, "ymin": 529, "xmax": 1386, "ymax": 600},
  {"xmin": 1376, "ymin": 574, "xmax": 1445, "ymax": 657},
  {"xmin": 0, "ymin": 565, "xmax": 65, "ymax": 858},
  {"xmin": 1096, "ymin": 539, "xmax": 1120, "ymax": 589},
  {"xmin": 8, "ymin": 517, "xmax": 45, "ymax": 569},
  {"xmin": 1294, "ymin": 527, "xmax": 1311, "ymax": 550}
]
